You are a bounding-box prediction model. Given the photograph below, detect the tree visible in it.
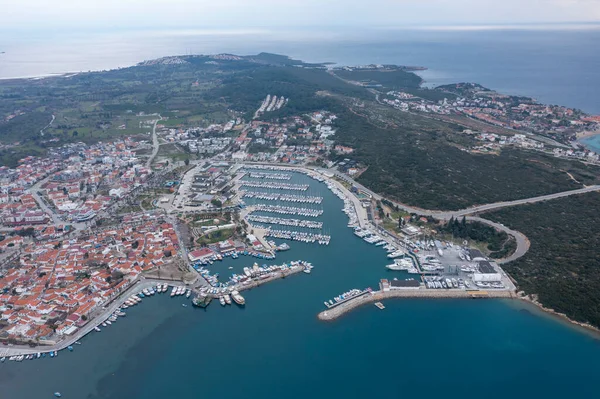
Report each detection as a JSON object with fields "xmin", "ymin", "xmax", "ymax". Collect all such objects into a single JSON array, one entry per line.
[
  {"xmin": 184, "ymin": 158, "xmax": 190, "ymax": 166},
  {"xmin": 211, "ymin": 199, "xmax": 222, "ymax": 208}
]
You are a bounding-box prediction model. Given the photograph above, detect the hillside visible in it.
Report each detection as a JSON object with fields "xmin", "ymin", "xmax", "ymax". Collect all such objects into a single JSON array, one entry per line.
[{"xmin": 483, "ymin": 192, "xmax": 600, "ymax": 328}]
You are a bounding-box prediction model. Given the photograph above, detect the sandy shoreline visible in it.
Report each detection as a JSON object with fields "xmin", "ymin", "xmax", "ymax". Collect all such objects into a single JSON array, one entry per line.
[{"xmin": 576, "ymin": 128, "xmax": 600, "ymax": 141}]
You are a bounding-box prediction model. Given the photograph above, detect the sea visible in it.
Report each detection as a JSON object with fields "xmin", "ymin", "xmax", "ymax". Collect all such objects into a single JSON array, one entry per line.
[
  {"xmin": 1, "ymin": 28, "xmax": 600, "ymax": 398},
  {"xmin": 1, "ymin": 171, "xmax": 600, "ymax": 399}
]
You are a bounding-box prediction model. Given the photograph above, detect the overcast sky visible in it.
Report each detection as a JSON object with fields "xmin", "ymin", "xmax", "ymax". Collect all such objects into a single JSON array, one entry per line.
[{"xmin": 3, "ymin": 0, "xmax": 600, "ymax": 31}]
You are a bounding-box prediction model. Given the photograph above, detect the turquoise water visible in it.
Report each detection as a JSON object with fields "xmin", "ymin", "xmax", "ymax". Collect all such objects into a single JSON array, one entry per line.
[
  {"xmin": 1, "ymin": 171, "xmax": 600, "ymax": 399},
  {"xmin": 580, "ymin": 135, "xmax": 600, "ymax": 153}
]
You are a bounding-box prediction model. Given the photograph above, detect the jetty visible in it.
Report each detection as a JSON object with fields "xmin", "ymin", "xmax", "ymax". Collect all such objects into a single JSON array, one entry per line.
[
  {"xmin": 317, "ymin": 288, "xmax": 517, "ymax": 321},
  {"xmin": 240, "ymin": 181, "xmax": 309, "ymax": 191}
]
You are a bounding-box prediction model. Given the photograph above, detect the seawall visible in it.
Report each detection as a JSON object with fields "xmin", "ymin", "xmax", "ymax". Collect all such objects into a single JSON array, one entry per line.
[{"xmin": 317, "ymin": 289, "xmax": 516, "ymax": 321}]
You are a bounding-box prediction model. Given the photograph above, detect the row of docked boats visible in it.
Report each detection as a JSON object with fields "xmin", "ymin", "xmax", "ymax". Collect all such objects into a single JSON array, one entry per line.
[
  {"xmin": 247, "ymin": 214, "xmax": 323, "ymax": 229},
  {"xmin": 170, "ymin": 286, "xmax": 191, "ymax": 298},
  {"xmin": 323, "ymin": 288, "xmax": 370, "ymax": 309},
  {"xmin": 240, "ymin": 181, "xmax": 309, "ymax": 191},
  {"xmin": 354, "ymin": 227, "xmax": 387, "ymax": 246},
  {"xmin": 242, "ymin": 192, "xmax": 323, "ymax": 204},
  {"xmin": 424, "ymin": 276, "xmax": 471, "ymax": 289},
  {"xmin": 121, "ymin": 294, "xmax": 143, "ymax": 308},
  {"xmin": 197, "ymin": 260, "xmax": 313, "ymax": 296},
  {"xmin": 193, "ymin": 250, "xmax": 276, "ymax": 267},
  {"xmin": 192, "ymin": 289, "xmax": 246, "ymax": 308},
  {"xmin": 386, "ymin": 258, "xmax": 419, "ymax": 274},
  {"xmin": 320, "ymin": 178, "xmax": 361, "ymax": 229},
  {"xmin": 263, "ymin": 228, "xmax": 331, "ymax": 245},
  {"xmin": 100, "ymin": 308, "xmax": 127, "ymax": 328},
  {"xmin": 252, "ymin": 204, "xmax": 323, "ymax": 217},
  {"xmin": 247, "ymin": 172, "xmax": 291, "ymax": 180},
  {"xmin": 2, "ymin": 351, "xmax": 57, "ymax": 362}
]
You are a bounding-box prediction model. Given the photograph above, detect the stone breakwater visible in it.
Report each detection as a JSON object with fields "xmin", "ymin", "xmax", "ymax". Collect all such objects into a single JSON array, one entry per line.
[{"xmin": 317, "ymin": 289, "xmax": 517, "ymax": 321}]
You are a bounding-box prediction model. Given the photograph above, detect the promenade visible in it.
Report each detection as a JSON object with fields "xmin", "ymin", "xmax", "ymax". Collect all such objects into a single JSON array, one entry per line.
[
  {"xmin": 0, "ymin": 278, "xmax": 186, "ymax": 357},
  {"xmin": 317, "ymin": 288, "xmax": 517, "ymax": 321}
]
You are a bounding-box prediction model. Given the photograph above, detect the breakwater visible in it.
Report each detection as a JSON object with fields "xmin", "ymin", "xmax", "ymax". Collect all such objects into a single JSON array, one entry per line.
[{"xmin": 317, "ymin": 289, "xmax": 517, "ymax": 321}]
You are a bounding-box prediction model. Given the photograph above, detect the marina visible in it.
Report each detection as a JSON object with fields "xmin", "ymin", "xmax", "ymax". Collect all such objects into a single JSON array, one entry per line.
[
  {"xmin": 318, "ymin": 287, "xmax": 517, "ymax": 321},
  {"xmin": 249, "ymin": 204, "xmax": 323, "ymax": 217},
  {"xmin": 263, "ymin": 229, "xmax": 331, "ymax": 245},
  {"xmin": 323, "ymin": 288, "xmax": 371, "ymax": 309},
  {"xmin": 2, "ymin": 165, "xmax": 599, "ymax": 399},
  {"xmin": 247, "ymin": 172, "xmax": 292, "ymax": 180},
  {"xmin": 242, "ymin": 192, "xmax": 323, "ymax": 204},
  {"xmin": 247, "ymin": 215, "xmax": 323, "ymax": 229},
  {"xmin": 239, "ymin": 181, "xmax": 310, "ymax": 191}
]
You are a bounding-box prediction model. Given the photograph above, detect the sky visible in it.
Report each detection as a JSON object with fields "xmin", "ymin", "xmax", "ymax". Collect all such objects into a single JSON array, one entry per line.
[{"xmin": 2, "ymin": 0, "xmax": 600, "ymax": 31}]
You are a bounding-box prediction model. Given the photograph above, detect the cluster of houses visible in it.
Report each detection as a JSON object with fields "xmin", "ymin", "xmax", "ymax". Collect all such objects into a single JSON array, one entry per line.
[
  {"xmin": 382, "ymin": 83, "xmax": 600, "ymax": 143},
  {"xmin": 38, "ymin": 141, "xmax": 151, "ymax": 222},
  {"xmin": 0, "ymin": 212, "xmax": 180, "ymax": 343}
]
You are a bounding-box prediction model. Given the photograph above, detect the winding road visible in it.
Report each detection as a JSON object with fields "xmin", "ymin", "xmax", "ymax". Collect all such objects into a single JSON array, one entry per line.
[
  {"xmin": 146, "ymin": 116, "xmax": 163, "ymax": 168},
  {"xmin": 246, "ymin": 162, "xmax": 600, "ymax": 264},
  {"xmin": 330, "ymin": 171, "xmax": 600, "ymax": 263}
]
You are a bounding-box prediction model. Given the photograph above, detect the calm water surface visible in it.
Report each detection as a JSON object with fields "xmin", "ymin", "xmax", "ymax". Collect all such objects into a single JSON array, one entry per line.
[
  {"xmin": 1, "ymin": 28, "xmax": 600, "ymax": 114},
  {"xmin": 1, "ymin": 172, "xmax": 599, "ymax": 399}
]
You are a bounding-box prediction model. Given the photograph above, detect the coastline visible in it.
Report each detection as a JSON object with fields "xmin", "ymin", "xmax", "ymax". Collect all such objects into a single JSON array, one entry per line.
[
  {"xmin": 316, "ymin": 287, "xmax": 600, "ymax": 338},
  {"xmin": 0, "ymin": 277, "xmax": 186, "ymax": 357},
  {"xmin": 518, "ymin": 294, "xmax": 600, "ymax": 338},
  {"xmin": 576, "ymin": 127, "xmax": 600, "ymax": 140},
  {"xmin": 243, "ymin": 162, "xmax": 600, "ymax": 338}
]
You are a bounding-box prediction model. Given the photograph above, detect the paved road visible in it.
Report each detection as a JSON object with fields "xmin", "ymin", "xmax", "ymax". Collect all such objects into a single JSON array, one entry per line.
[
  {"xmin": 243, "ymin": 161, "xmax": 600, "ymax": 265},
  {"xmin": 146, "ymin": 116, "xmax": 163, "ymax": 168},
  {"xmin": 466, "ymin": 216, "xmax": 530, "ymax": 264},
  {"xmin": 29, "ymin": 175, "xmax": 90, "ymax": 231},
  {"xmin": 39, "ymin": 114, "xmax": 55, "ymax": 137},
  {"xmin": 0, "ymin": 278, "xmax": 187, "ymax": 357},
  {"xmin": 428, "ymin": 185, "xmax": 600, "ymax": 219}
]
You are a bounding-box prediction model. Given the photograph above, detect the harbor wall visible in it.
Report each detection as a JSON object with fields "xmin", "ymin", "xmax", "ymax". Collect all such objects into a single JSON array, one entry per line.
[{"xmin": 317, "ymin": 289, "xmax": 517, "ymax": 321}]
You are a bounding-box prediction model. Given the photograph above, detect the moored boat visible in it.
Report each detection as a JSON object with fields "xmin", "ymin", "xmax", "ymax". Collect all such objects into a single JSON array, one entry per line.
[{"xmin": 231, "ymin": 290, "xmax": 245, "ymax": 306}]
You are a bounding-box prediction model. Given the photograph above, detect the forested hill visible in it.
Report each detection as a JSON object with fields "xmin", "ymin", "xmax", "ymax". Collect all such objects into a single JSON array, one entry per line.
[{"xmin": 484, "ymin": 192, "xmax": 600, "ymax": 328}]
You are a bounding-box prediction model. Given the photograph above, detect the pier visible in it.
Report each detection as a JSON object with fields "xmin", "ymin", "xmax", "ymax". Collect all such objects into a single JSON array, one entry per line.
[
  {"xmin": 240, "ymin": 181, "xmax": 309, "ymax": 191},
  {"xmin": 317, "ymin": 288, "xmax": 517, "ymax": 321},
  {"xmin": 247, "ymin": 172, "xmax": 291, "ymax": 180},
  {"xmin": 235, "ymin": 263, "xmax": 308, "ymax": 292},
  {"xmin": 242, "ymin": 192, "xmax": 323, "ymax": 204},
  {"xmin": 251, "ymin": 204, "xmax": 323, "ymax": 217},
  {"xmin": 247, "ymin": 214, "xmax": 323, "ymax": 229}
]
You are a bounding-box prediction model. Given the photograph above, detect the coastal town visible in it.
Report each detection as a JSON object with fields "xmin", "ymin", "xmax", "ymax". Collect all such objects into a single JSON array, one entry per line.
[
  {"xmin": 379, "ymin": 82, "xmax": 600, "ymax": 163},
  {"xmin": 1, "ymin": 65, "xmax": 600, "ymax": 363},
  {"xmin": 0, "ymin": 122, "xmax": 519, "ymax": 360}
]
